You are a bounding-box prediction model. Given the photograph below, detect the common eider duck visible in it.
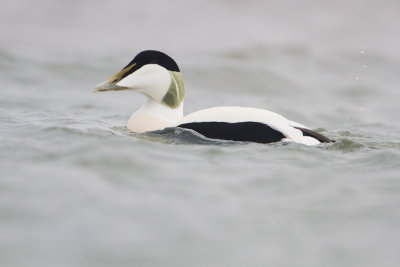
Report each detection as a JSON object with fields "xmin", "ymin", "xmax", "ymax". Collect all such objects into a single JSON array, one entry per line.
[{"xmin": 94, "ymin": 50, "xmax": 332, "ymax": 145}]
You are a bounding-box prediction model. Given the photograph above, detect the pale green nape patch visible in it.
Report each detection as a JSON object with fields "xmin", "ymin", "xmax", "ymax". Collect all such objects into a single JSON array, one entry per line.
[{"xmin": 162, "ymin": 71, "xmax": 185, "ymax": 108}]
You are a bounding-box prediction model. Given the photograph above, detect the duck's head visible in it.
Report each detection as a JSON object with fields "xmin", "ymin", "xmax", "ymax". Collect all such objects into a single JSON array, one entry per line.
[{"xmin": 94, "ymin": 50, "xmax": 185, "ymax": 108}]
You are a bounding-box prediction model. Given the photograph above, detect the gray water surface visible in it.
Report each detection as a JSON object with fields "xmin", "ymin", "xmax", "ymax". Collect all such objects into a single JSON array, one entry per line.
[{"xmin": 1, "ymin": 1, "xmax": 400, "ymax": 267}]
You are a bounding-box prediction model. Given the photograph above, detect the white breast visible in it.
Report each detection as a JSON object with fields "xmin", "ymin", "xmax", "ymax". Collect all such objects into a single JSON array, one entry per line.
[{"xmin": 127, "ymin": 98, "xmax": 183, "ymax": 133}]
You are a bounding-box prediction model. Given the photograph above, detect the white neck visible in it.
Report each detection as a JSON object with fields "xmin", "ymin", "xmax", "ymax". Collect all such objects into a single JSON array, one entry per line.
[{"xmin": 127, "ymin": 97, "xmax": 183, "ymax": 133}]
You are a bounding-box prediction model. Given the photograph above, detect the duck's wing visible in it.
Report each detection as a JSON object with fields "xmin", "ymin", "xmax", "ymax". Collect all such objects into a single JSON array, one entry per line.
[{"xmin": 177, "ymin": 106, "xmax": 328, "ymax": 145}]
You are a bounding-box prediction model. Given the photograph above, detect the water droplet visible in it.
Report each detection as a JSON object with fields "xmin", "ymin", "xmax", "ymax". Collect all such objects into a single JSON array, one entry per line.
[
  {"xmin": 355, "ymin": 76, "xmax": 360, "ymax": 80},
  {"xmin": 360, "ymin": 51, "xmax": 365, "ymax": 54}
]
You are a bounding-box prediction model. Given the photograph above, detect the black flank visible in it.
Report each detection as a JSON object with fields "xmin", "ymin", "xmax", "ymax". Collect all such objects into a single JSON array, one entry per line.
[{"xmin": 178, "ymin": 122, "xmax": 286, "ymax": 144}]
